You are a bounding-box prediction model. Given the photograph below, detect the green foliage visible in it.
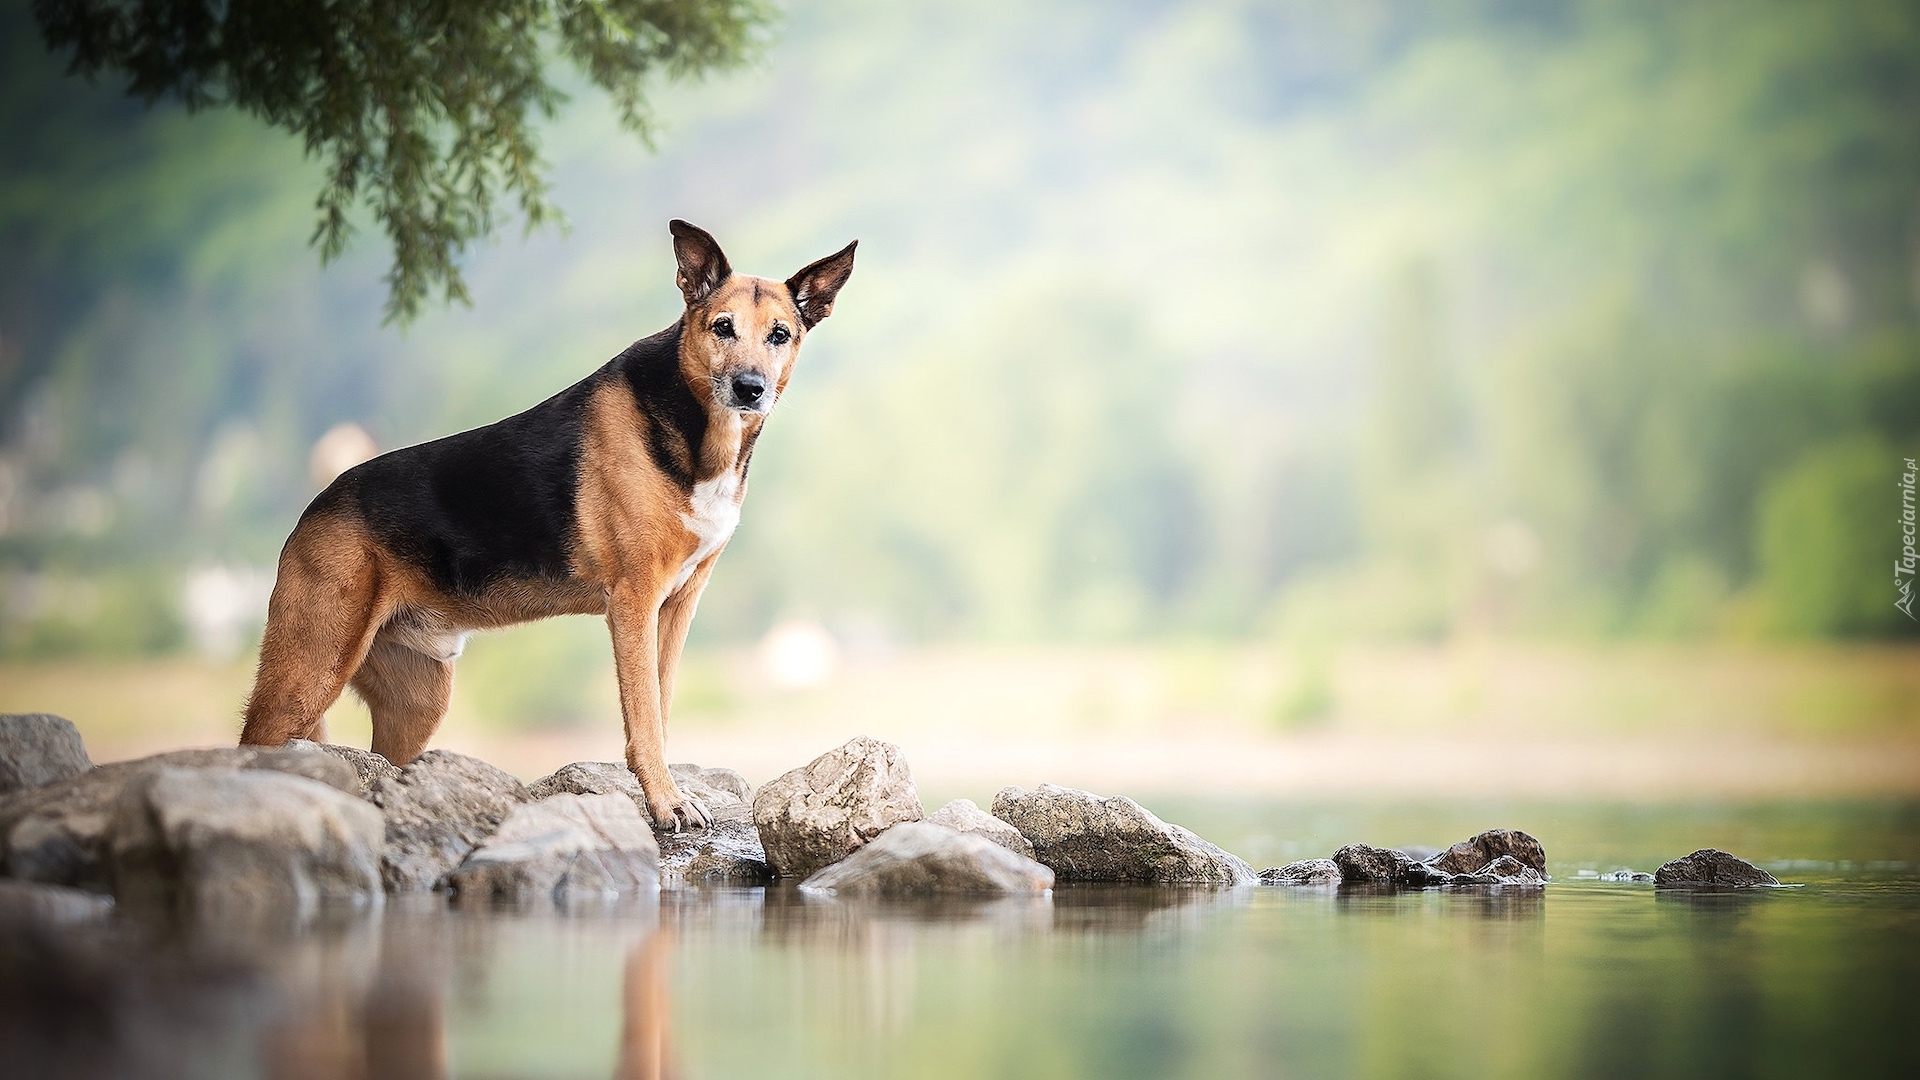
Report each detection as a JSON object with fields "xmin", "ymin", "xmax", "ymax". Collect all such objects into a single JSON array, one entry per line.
[
  {"xmin": 1758, "ymin": 436, "xmax": 1910, "ymax": 636},
  {"xmin": 31, "ymin": 0, "xmax": 772, "ymax": 322}
]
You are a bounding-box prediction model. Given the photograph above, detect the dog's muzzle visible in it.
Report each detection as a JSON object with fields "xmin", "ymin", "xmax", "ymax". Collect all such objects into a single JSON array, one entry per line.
[{"xmin": 726, "ymin": 371, "xmax": 770, "ymax": 412}]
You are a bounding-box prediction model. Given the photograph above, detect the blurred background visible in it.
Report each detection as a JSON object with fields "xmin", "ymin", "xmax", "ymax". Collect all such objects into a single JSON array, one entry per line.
[{"xmin": 3, "ymin": 0, "xmax": 1917, "ymax": 798}]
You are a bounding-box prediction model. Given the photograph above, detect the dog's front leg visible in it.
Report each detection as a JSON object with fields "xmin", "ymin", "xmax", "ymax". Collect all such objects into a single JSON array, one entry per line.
[{"xmin": 607, "ymin": 577, "xmax": 711, "ymax": 831}]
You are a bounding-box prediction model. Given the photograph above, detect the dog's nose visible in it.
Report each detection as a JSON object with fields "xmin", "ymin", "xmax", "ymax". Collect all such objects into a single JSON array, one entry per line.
[{"xmin": 730, "ymin": 372, "xmax": 767, "ymax": 406}]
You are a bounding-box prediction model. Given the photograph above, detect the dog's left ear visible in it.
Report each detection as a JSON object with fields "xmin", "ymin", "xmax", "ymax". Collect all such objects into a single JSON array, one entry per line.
[
  {"xmin": 670, "ymin": 219, "xmax": 732, "ymax": 305},
  {"xmin": 786, "ymin": 240, "xmax": 858, "ymax": 328}
]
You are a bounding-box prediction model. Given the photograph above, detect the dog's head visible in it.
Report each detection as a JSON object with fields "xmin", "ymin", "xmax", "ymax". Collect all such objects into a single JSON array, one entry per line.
[{"xmin": 670, "ymin": 220, "xmax": 856, "ymax": 416}]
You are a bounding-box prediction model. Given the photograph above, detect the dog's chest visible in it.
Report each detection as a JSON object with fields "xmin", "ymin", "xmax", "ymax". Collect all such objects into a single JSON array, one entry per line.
[{"xmin": 672, "ymin": 471, "xmax": 741, "ymax": 592}]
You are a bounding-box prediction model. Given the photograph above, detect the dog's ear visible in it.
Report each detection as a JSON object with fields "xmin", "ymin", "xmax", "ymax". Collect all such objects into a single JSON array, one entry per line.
[
  {"xmin": 786, "ymin": 240, "xmax": 858, "ymax": 328},
  {"xmin": 670, "ymin": 219, "xmax": 732, "ymax": 305}
]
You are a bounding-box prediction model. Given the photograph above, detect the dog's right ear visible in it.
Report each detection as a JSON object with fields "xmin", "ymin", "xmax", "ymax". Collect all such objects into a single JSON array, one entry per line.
[{"xmin": 670, "ymin": 219, "xmax": 732, "ymax": 306}]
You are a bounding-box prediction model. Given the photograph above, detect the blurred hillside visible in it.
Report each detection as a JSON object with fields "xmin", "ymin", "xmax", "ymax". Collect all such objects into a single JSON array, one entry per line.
[{"xmin": 4, "ymin": 0, "xmax": 1920, "ymax": 663}]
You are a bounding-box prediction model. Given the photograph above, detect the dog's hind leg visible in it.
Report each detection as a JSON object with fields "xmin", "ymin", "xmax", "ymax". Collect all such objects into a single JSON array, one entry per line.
[
  {"xmin": 241, "ymin": 515, "xmax": 387, "ymax": 747},
  {"xmin": 353, "ymin": 631, "xmax": 455, "ymax": 766}
]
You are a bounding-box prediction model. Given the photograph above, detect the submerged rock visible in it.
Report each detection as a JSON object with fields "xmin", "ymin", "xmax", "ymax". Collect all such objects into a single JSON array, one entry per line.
[
  {"xmin": 369, "ymin": 750, "xmax": 528, "ymax": 891},
  {"xmin": 751, "ymin": 737, "xmax": 923, "ymax": 878},
  {"xmin": 108, "ymin": 767, "xmax": 385, "ymax": 920},
  {"xmin": 797, "ymin": 822, "xmax": 1054, "ymax": 897},
  {"xmin": 0, "ymin": 713, "xmax": 93, "ymax": 795},
  {"xmin": 0, "ymin": 745, "xmax": 357, "ymax": 893},
  {"xmin": 1333, "ymin": 844, "xmax": 1453, "ymax": 887},
  {"xmin": 658, "ymin": 820, "xmax": 770, "ymax": 886},
  {"xmin": 1259, "ymin": 859, "xmax": 1342, "ymax": 886},
  {"xmin": 1598, "ymin": 869, "xmax": 1655, "ymax": 882},
  {"xmin": 530, "ymin": 760, "xmax": 756, "ymax": 825},
  {"xmin": 447, "ymin": 793, "xmax": 658, "ymax": 905},
  {"xmin": 288, "ymin": 740, "xmax": 401, "ymax": 798},
  {"xmin": 1447, "ymin": 854, "xmax": 1548, "ymax": 887},
  {"xmin": 1654, "ymin": 849, "xmax": 1780, "ymax": 888},
  {"xmin": 1425, "ymin": 829, "xmax": 1547, "ymax": 876},
  {"xmin": 925, "ymin": 798, "xmax": 1035, "ymax": 859},
  {"xmin": 991, "ymin": 784, "xmax": 1256, "ymax": 885}
]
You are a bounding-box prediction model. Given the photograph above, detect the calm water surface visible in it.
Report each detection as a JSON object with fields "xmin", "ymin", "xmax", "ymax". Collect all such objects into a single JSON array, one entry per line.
[{"xmin": 5, "ymin": 800, "xmax": 1917, "ymax": 1079}]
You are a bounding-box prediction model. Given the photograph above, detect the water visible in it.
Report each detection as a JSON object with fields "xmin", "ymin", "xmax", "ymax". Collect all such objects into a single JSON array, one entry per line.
[{"xmin": 4, "ymin": 800, "xmax": 1917, "ymax": 1079}]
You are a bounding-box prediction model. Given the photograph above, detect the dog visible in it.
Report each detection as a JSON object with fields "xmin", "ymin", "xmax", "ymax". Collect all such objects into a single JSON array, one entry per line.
[{"xmin": 239, "ymin": 220, "xmax": 855, "ymax": 830}]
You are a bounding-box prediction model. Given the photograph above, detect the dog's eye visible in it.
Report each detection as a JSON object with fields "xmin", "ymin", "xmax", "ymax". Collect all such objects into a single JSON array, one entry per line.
[
  {"xmin": 767, "ymin": 324, "xmax": 791, "ymax": 346},
  {"xmin": 711, "ymin": 317, "xmax": 735, "ymax": 339}
]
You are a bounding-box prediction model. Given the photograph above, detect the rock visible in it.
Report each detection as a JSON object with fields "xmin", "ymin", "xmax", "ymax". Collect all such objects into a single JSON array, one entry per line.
[
  {"xmin": 925, "ymin": 798, "xmax": 1036, "ymax": 859},
  {"xmin": 1424, "ymin": 829, "xmax": 1547, "ymax": 876},
  {"xmin": 0, "ymin": 745, "xmax": 359, "ymax": 893},
  {"xmin": 530, "ymin": 760, "xmax": 754, "ymax": 824},
  {"xmin": 107, "ymin": 767, "xmax": 385, "ymax": 920},
  {"xmin": 751, "ymin": 737, "xmax": 924, "ymax": 878},
  {"xmin": 0, "ymin": 879, "xmax": 113, "ymax": 925},
  {"xmin": 1259, "ymin": 859, "xmax": 1342, "ymax": 886},
  {"xmin": 1598, "ymin": 869, "xmax": 1655, "ymax": 882},
  {"xmin": 446, "ymin": 794, "xmax": 658, "ymax": 905},
  {"xmin": 658, "ymin": 820, "xmax": 771, "ymax": 886},
  {"xmin": 1447, "ymin": 854, "xmax": 1548, "ymax": 887},
  {"xmin": 1654, "ymin": 848, "xmax": 1780, "ymax": 888},
  {"xmin": 288, "ymin": 740, "xmax": 400, "ymax": 798},
  {"xmin": 0, "ymin": 714, "xmax": 92, "ymax": 795},
  {"xmin": 990, "ymin": 784, "xmax": 1256, "ymax": 885},
  {"xmin": 368, "ymin": 750, "xmax": 528, "ymax": 891},
  {"xmin": 1333, "ymin": 844, "xmax": 1453, "ymax": 887},
  {"xmin": 797, "ymin": 822, "xmax": 1055, "ymax": 897}
]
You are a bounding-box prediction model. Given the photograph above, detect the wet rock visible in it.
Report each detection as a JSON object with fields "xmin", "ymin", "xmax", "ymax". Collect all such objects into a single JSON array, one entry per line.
[
  {"xmin": 0, "ymin": 713, "xmax": 92, "ymax": 795},
  {"xmin": 1424, "ymin": 829, "xmax": 1547, "ymax": 876},
  {"xmin": 530, "ymin": 760, "xmax": 755, "ymax": 824},
  {"xmin": 1259, "ymin": 859, "xmax": 1342, "ymax": 886},
  {"xmin": 658, "ymin": 820, "xmax": 771, "ymax": 886},
  {"xmin": 990, "ymin": 784, "xmax": 1257, "ymax": 885},
  {"xmin": 0, "ymin": 879, "xmax": 113, "ymax": 925},
  {"xmin": 1654, "ymin": 848, "xmax": 1780, "ymax": 888},
  {"xmin": 287, "ymin": 740, "xmax": 400, "ymax": 798},
  {"xmin": 797, "ymin": 822, "xmax": 1054, "ymax": 897},
  {"xmin": 1398, "ymin": 845, "xmax": 1441, "ymax": 863},
  {"xmin": 1333, "ymin": 844, "xmax": 1453, "ymax": 887},
  {"xmin": 751, "ymin": 737, "xmax": 923, "ymax": 878},
  {"xmin": 1599, "ymin": 869, "xmax": 1655, "ymax": 882},
  {"xmin": 1447, "ymin": 854, "xmax": 1548, "ymax": 887},
  {"xmin": 0, "ymin": 745, "xmax": 358, "ymax": 893},
  {"xmin": 108, "ymin": 767, "xmax": 385, "ymax": 920},
  {"xmin": 925, "ymin": 797, "xmax": 1035, "ymax": 859},
  {"xmin": 446, "ymin": 794, "xmax": 658, "ymax": 905},
  {"xmin": 368, "ymin": 750, "xmax": 528, "ymax": 891}
]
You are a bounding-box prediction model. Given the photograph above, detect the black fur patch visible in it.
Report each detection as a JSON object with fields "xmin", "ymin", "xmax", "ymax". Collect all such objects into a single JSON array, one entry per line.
[{"xmin": 303, "ymin": 322, "xmax": 699, "ymax": 598}]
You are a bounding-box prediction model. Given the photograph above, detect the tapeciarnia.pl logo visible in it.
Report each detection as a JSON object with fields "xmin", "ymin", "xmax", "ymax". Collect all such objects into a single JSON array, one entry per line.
[{"xmin": 1900, "ymin": 456, "xmax": 1917, "ymax": 620}]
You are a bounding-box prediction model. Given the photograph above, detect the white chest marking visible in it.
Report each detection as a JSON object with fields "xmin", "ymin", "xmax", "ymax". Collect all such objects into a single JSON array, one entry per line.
[{"xmin": 672, "ymin": 471, "xmax": 740, "ymax": 593}]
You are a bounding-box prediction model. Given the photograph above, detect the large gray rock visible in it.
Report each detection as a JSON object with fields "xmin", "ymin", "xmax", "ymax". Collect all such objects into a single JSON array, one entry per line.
[
  {"xmin": 530, "ymin": 760, "xmax": 755, "ymax": 824},
  {"xmin": 658, "ymin": 820, "xmax": 771, "ymax": 886},
  {"xmin": 107, "ymin": 767, "xmax": 385, "ymax": 920},
  {"xmin": 1655, "ymin": 848, "xmax": 1780, "ymax": 888},
  {"xmin": 0, "ymin": 713, "xmax": 92, "ymax": 795},
  {"xmin": 1447, "ymin": 854, "xmax": 1548, "ymax": 887},
  {"xmin": 368, "ymin": 750, "xmax": 528, "ymax": 891},
  {"xmin": 1333, "ymin": 844, "xmax": 1453, "ymax": 887},
  {"xmin": 287, "ymin": 740, "xmax": 401, "ymax": 798},
  {"xmin": 0, "ymin": 745, "xmax": 358, "ymax": 893},
  {"xmin": 1425, "ymin": 829, "xmax": 1547, "ymax": 876},
  {"xmin": 798, "ymin": 822, "xmax": 1055, "ymax": 897},
  {"xmin": 752, "ymin": 737, "xmax": 924, "ymax": 878},
  {"xmin": 1259, "ymin": 859, "xmax": 1342, "ymax": 886},
  {"xmin": 926, "ymin": 797, "xmax": 1035, "ymax": 859},
  {"xmin": 0, "ymin": 879, "xmax": 114, "ymax": 925},
  {"xmin": 446, "ymin": 793, "xmax": 659, "ymax": 905},
  {"xmin": 990, "ymin": 784, "xmax": 1256, "ymax": 885}
]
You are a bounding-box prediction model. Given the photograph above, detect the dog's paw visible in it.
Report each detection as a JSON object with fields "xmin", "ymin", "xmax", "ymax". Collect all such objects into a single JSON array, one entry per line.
[{"xmin": 652, "ymin": 794, "xmax": 713, "ymax": 833}]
